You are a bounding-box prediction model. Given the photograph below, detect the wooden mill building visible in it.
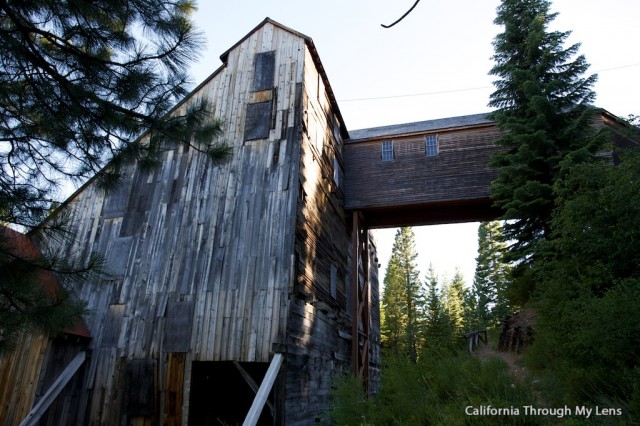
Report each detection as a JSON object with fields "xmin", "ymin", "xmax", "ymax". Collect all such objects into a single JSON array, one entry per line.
[{"xmin": 0, "ymin": 18, "xmax": 632, "ymax": 426}]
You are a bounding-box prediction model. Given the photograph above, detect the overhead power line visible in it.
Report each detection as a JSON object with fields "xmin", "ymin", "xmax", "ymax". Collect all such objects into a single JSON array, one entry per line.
[
  {"xmin": 339, "ymin": 86, "xmax": 491, "ymax": 103},
  {"xmin": 337, "ymin": 62, "xmax": 640, "ymax": 103}
]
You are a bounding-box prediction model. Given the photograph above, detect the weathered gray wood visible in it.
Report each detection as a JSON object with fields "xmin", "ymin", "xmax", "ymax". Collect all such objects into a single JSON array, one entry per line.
[
  {"xmin": 253, "ymin": 50, "xmax": 276, "ymax": 91},
  {"xmin": 244, "ymin": 100, "xmax": 273, "ymax": 140},
  {"xmin": 101, "ymin": 304, "xmax": 124, "ymax": 347},
  {"xmin": 19, "ymin": 352, "xmax": 86, "ymax": 426},
  {"xmin": 243, "ymin": 353, "xmax": 283, "ymax": 426},
  {"xmin": 162, "ymin": 299, "xmax": 194, "ymax": 352},
  {"xmin": 124, "ymin": 359, "xmax": 156, "ymax": 416},
  {"xmin": 10, "ymin": 18, "xmax": 376, "ymax": 425},
  {"xmin": 233, "ymin": 361, "xmax": 274, "ymax": 416}
]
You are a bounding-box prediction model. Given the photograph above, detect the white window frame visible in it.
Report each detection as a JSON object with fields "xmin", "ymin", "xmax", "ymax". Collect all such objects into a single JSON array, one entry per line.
[
  {"xmin": 425, "ymin": 135, "xmax": 439, "ymax": 157},
  {"xmin": 381, "ymin": 140, "xmax": 394, "ymax": 161}
]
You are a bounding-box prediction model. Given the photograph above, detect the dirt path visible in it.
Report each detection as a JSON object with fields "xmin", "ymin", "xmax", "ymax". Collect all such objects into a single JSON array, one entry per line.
[
  {"xmin": 474, "ymin": 342, "xmax": 527, "ymax": 383},
  {"xmin": 474, "ymin": 342, "xmax": 546, "ymax": 404}
]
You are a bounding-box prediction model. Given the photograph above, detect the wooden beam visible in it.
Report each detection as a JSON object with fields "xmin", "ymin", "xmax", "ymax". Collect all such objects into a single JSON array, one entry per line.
[
  {"xmin": 20, "ymin": 351, "xmax": 86, "ymax": 426},
  {"xmin": 243, "ymin": 353, "xmax": 283, "ymax": 426},
  {"xmin": 233, "ymin": 361, "xmax": 274, "ymax": 417},
  {"xmin": 351, "ymin": 212, "xmax": 360, "ymax": 377}
]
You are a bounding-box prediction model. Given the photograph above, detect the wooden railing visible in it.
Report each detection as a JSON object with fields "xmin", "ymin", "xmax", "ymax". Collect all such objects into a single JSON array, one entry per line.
[{"xmin": 463, "ymin": 329, "xmax": 488, "ymax": 354}]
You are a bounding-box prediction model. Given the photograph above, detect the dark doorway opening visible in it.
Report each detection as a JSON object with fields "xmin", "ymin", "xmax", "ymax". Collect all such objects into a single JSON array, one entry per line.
[{"xmin": 188, "ymin": 361, "xmax": 274, "ymax": 426}]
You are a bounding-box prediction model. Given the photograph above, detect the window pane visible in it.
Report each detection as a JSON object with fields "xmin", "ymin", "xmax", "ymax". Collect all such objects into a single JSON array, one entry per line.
[
  {"xmin": 426, "ymin": 135, "xmax": 439, "ymax": 156},
  {"xmin": 381, "ymin": 141, "xmax": 393, "ymax": 161}
]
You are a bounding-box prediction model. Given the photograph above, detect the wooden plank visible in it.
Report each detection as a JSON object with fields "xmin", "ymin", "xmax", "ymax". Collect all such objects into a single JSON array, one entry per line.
[
  {"xmin": 162, "ymin": 299, "xmax": 194, "ymax": 352},
  {"xmin": 242, "ymin": 353, "xmax": 283, "ymax": 426},
  {"xmin": 252, "ymin": 50, "xmax": 276, "ymax": 91},
  {"xmin": 233, "ymin": 361, "xmax": 274, "ymax": 416},
  {"xmin": 101, "ymin": 304, "xmax": 124, "ymax": 347},
  {"xmin": 123, "ymin": 359, "xmax": 156, "ymax": 417},
  {"xmin": 163, "ymin": 353, "xmax": 185, "ymax": 426},
  {"xmin": 19, "ymin": 352, "xmax": 86, "ymax": 426}
]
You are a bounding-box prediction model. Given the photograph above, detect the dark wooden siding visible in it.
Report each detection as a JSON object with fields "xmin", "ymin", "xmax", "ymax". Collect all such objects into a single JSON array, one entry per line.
[{"xmin": 344, "ymin": 125, "xmax": 503, "ymax": 211}]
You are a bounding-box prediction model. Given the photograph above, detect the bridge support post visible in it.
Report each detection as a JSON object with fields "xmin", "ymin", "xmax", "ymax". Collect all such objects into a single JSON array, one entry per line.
[{"xmin": 351, "ymin": 211, "xmax": 370, "ymax": 390}]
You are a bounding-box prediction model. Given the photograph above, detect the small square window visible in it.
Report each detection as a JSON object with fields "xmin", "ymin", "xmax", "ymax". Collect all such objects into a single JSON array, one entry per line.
[
  {"xmin": 426, "ymin": 135, "xmax": 439, "ymax": 157},
  {"xmin": 381, "ymin": 141, "xmax": 394, "ymax": 161}
]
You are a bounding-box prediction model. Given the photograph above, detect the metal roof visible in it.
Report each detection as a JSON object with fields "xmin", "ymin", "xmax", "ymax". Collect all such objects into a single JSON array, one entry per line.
[{"xmin": 347, "ymin": 113, "xmax": 494, "ymax": 141}]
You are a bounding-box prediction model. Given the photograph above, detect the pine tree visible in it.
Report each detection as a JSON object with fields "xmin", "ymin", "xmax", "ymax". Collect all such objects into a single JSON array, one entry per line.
[
  {"xmin": 423, "ymin": 264, "xmax": 451, "ymax": 347},
  {"xmin": 0, "ymin": 1, "xmax": 231, "ymax": 354},
  {"xmin": 462, "ymin": 286, "xmax": 480, "ymax": 331},
  {"xmin": 380, "ymin": 227, "xmax": 424, "ymax": 361},
  {"xmin": 443, "ymin": 269, "xmax": 466, "ymax": 335},
  {"xmin": 1, "ymin": 0, "xmax": 231, "ymax": 230},
  {"xmin": 472, "ymin": 221, "xmax": 511, "ymax": 327},
  {"xmin": 489, "ymin": 0, "xmax": 599, "ymax": 265}
]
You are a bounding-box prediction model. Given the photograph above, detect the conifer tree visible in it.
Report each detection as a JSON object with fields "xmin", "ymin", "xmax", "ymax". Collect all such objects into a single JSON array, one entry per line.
[
  {"xmin": 380, "ymin": 227, "xmax": 424, "ymax": 361},
  {"xmin": 462, "ymin": 286, "xmax": 480, "ymax": 331},
  {"xmin": 423, "ymin": 264, "xmax": 451, "ymax": 347},
  {"xmin": 1, "ymin": 0, "xmax": 231, "ymax": 231},
  {"xmin": 489, "ymin": 0, "xmax": 599, "ymax": 264},
  {"xmin": 472, "ymin": 221, "xmax": 511, "ymax": 326},
  {"xmin": 0, "ymin": 0, "xmax": 231, "ymax": 353},
  {"xmin": 443, "ymin": 269, "xmax": 466, "ymax": 335}
]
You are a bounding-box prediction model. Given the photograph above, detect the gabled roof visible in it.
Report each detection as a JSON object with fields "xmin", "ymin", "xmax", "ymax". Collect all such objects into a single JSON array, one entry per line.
[
  {"xmin": 191, "ymin": 18, "xmax": 349, "ymax": 138},
  {"xmin": 347, "ymin": 113, "xmax": 494, "ymax": 141},
  {"xmin": 219, "ymin": 18, "xmax": 313, "ymax": 63}
]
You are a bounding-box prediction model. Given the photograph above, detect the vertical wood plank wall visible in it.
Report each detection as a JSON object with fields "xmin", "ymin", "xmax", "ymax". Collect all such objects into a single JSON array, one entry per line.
[
  {"xmin": 0, "ymin": 334, "xmax": 49, "ymax": 423},
  {"xmin": 30, "ymin": 21, "xmax": 312, "ymax": 425}
]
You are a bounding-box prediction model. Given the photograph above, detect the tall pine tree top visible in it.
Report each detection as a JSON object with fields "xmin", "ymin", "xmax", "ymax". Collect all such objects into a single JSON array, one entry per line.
[
  {"xmin": 381, "ymin": 228, "xmax": 424, "ymax": 361},
  {"xmin": 489, "ymin": 0, "xmax": 599, "ymax": 263}
]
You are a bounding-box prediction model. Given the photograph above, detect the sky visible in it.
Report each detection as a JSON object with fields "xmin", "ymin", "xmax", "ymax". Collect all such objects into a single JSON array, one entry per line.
[{"xmin": 188, "ymin": 0, "xmax": 640, "ymax": 287}]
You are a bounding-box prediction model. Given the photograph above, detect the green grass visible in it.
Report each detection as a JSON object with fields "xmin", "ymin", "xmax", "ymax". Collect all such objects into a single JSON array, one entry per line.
[{"xmin": 328, "ymin": 347, "xmax": 539, "ymax": 425}]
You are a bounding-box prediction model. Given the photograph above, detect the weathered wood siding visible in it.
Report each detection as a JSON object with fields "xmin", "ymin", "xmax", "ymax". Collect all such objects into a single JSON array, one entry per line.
[
  {"xmin": 37, "ymin": 21, "xmax": 308, "ymax": 425},
  {"xmin": 344, "ymin": 124, "xmax": 503, "ymax": 212},
  {"xmin": 284, "ymin": 46, "xmax": 381, "ymax": 424},
  {"xmin": 0, "ymin": 334, "xmax": 49, "ymax": 424}
]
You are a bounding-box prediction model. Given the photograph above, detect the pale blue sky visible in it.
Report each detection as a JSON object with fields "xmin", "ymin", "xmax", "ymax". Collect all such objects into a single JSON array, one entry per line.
[{"xmin": 189, "ymin": 0, "xmax": 640, "ymax": 286}]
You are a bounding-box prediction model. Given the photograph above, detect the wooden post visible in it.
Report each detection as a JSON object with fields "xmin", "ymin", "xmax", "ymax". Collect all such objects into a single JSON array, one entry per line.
[
  {"xmin": 233, "ymin": 361, "xmax": 274, "ymax": 417},
  {"xmin": 243, "ymin": 353, "xmax": 283, "ymax": 426},
  {"xmin": 20, "ymin": 352, "xmax": 86, "ymax": 426},
  {"xmin": 351, "ymin": 212, "xmax": 369, "ymax": 389}
]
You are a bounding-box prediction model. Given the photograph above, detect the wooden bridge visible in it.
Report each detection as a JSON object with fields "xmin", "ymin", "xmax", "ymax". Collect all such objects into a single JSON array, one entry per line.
[
  {"xmin": 342, "ymin": 113, "xmax": 505, "ymax": 387},
  {"xmin": 342, "ymin": 108, "xmax": 631, "ymax": 388},
  {"xmin": 344, "ymin": 113, "xmax": 504, "ymax": 227}
]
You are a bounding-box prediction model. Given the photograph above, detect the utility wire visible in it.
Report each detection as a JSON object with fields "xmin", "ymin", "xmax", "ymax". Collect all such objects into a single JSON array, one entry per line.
[
  {"xmin": 339, "ymin": 86, "xmax": 491, "ymax": 103},
  {"xmin": 338, "ymin": 62, "xmax": 640, "ymax": 103},
  {"xmin": 381, "ymin": 0, "xmax": 421, "ymax": 29}
]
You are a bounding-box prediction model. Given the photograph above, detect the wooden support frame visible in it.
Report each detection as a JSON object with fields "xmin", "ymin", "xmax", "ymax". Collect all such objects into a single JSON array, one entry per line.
[
  {"xmin": 463, "ymin": 329, "xmax": 488, "ymax": 354},
  {"xmin": 243, "ymin": 353, "xmax": 283, "ymax": 426},
  {"xmin": 351, "ymin": 211, "xmax": 370, "ymax": 389},
  {"xmin": 20, "ymin": 351, "xmax": 86, "ymax": 426},
  {"xmin": 233, "ymin": 361, "xmax": 275, "ymax": 417}
]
